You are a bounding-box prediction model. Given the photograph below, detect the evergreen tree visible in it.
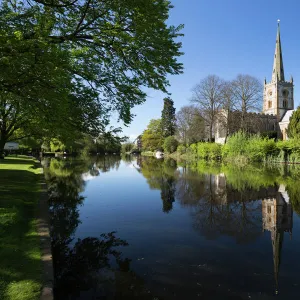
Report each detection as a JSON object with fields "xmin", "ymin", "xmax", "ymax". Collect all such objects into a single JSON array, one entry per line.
[
  {"xmin": 287, "ymin": 107, "xmax": 300, "ymax": 139},
  {"xmin": 161, "ymin": 97, "xmax": 176, "ymax": 138}
]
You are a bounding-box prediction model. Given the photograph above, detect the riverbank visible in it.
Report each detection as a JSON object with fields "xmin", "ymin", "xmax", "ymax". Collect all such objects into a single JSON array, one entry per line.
[
  {"xmin": 0, "ymin": 156, "xmax": 43, "ymax": 300},
  {"xmin": 168, "ymin": 133, "xmax": 300, "ymax": 164}
]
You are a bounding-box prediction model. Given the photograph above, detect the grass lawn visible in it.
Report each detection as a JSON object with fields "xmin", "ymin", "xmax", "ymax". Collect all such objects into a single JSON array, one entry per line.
[{"xmin": 0, "ymin": 156, "xmax": 42, "ymax": 300}]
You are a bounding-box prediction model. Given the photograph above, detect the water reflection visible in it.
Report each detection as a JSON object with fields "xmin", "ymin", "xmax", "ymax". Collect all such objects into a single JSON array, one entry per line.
[
  {"xmin": 139, "ymin": 157, "xmax": 178, "ymax": 213},
  {"xmin": 44, "ymin": 156, "xmax": 300, "ymax": 299},
  {"xmin": 136, "ymin": 158, "xmax": 297, "ymax": 297},
  {"xmin": 262, "ymin": 187, "xmax": 293, "ymax": 294},
  {"xmin": 44, "ymin": 157, "xmax": 157, "ymax": 299}
]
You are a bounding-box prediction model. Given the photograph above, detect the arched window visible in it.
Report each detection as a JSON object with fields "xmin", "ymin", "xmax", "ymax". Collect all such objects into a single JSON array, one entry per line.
[
  {"xmin": 268, "ymin": 101, "xmax": 272, "ymax": 108},
  {"xmin": 283, "ymin": 99, "xmax": 288, "ymax": 108},
  {"xmin": 282, "ymin": 90, "xmax": 289, "ymax": 97}
]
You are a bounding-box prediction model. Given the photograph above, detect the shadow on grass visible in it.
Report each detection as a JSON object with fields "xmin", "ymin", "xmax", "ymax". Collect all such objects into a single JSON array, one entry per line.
[{"xmin": 0, "ymin": 167, "xmax": 43, "ymax": 300}]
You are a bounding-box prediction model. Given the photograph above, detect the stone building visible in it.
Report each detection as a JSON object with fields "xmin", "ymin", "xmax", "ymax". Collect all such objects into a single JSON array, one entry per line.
[{"xmin": 215, "ymin": 22, "xmax": 295, "ymax": 143}]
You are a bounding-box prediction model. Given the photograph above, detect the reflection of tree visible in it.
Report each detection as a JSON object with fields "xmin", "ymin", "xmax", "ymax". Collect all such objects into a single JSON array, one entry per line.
[
  {"xmin": 139, "ymin": 157, "xmax": 178, "ymax": 213},
  {"xmin": 160, "ymin": 177, "xmax": 176, "ymax": 213},
  {"xmin": 175, "ymin": 169, "xmax": 265, "ymax": 243},
  {"xmin": 44, "ymin": 157, "xmax": 156, "ymax": 299},
  {"xmin": 95, "ymin": 155, "xmax": 121, "ymax": 172},
  {"xmin": 54, "ymin": 232, "xmax": 129, "ymax": 299}
]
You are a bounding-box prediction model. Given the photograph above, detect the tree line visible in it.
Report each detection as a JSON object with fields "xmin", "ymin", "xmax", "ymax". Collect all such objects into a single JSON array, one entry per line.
[
  {"xmin": 0, "ymin": 0, "xmax": 184, "ymax": 158},
  {"xmin": 140, "ymin": 74, "xmax": 264, "ymax": 152}
]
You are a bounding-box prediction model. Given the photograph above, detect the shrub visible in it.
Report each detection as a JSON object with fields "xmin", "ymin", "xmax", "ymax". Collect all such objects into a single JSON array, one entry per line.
[
  {"xmin": 121, "ymin": 142, "xmax": 135, "ymax": 153},
  {"xmin": 222, "ymin": 131, "xmax": 249, "ymax": 158},
  {"xmin": 163, "ymin": 136, "xmax": 178, "ymax": 153},
  {"xmin": 197, "ymin": 142, "xmax": 221, "ymax": 160},
  {"xmin": 177, "ymin": 144, "xmax": 186, "ymax": 154}
]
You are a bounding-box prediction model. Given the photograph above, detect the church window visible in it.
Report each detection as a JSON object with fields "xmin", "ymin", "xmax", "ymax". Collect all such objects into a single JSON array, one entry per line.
[
  {"xmin": 282, "ymin": 90, "xmax": 289, "ymax": 97},
  {"xmin": 267, "ymin": 206, "xmax": 271, "ymax": 214},
  {"xmin": 268, "ymin": 101, "xmax": 272, "ymax": 108},
  {"xmin": 283, "ymin": 99, "xmax": 288, "ymax": 108}
]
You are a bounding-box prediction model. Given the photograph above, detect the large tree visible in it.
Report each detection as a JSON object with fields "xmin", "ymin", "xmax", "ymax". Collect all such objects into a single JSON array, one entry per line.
[
  {"xmin": 176, "ymin": 105, "xmax": 205, "ymax": 145},
  {"xmin": 141, "ymin": 119, "xmax": 163, "ymax": 151},
  {"xmin": 0, "ymin": 0, "xmax": 183, "ymax": 157},
  {"xmin": 231, "ymin": 74, "xmax": 262, "ymax": 131},
  {"xmin": 191, "ymin": 75, "xmax": 224, "ymax": 142},
  {"xmin": 161, "ymin": 97, "xmax": 176, "ymax": 138}
]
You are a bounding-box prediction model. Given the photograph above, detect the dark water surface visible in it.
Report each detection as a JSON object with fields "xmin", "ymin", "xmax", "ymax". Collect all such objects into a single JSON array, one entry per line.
[{"xmin": 43, "ymin": 156, "xmax": 300, "ymax": 300}]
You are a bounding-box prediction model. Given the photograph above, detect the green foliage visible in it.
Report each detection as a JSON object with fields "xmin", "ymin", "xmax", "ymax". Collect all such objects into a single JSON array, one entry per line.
[
  {"xmin": 163, "ymin": 136, "xmax": 178, "ymax": 153},
  {"xmin": 141, "ymin": 119, "xmax": 163, "ymax": 151},
  {"xmin": 287, "ymin": 107, "xmax": 300, "ymax": 139},
  {"xmin": 177, "ymin": 132, "xmax": 300, "ymax": 163},
  {"xmin": 177, "ymin": 144, "xmax": 187, "ymax": 154},
  {"xmin": 0, "ymin": 0, "xmax": 183, "ymax": 154},
  {"xmin": 121, "ymin": 143, "xmax": 135, "ymax": 153},
  {"xmin": 222, "ymin": 131, "xmax": 278, "ymax": 163},
  {"xmin": 50, "ymin": 139, "xmax": 66, "ymax": 152},
  {"xmin": 161, "ymin": 97, "xmax": 176, "ymax": 138},
  {"xmin": 197, "ymin": 143, "xmax": 222, "ymax": 160},
  {"xmin": 222, "ymin": 131, "xmax": 249, "ymax": 158}
]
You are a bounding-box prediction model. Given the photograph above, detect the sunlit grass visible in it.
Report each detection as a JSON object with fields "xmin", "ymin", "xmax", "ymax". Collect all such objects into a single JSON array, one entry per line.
[{"xmin": 0, "ymin": 156, "xmax": 42, "ymax": 300}]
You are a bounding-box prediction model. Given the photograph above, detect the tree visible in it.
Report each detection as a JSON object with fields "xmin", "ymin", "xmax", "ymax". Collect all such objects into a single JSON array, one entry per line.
[
  {"xmin": 161, "ymin": 97, "xmax": 176, "ymax": 138},
  {"xmin": 121, "ymin": 143, "xmax": 135, "ymax": 153},
  {"xmin": 287, "ymin": 107, "xmax": 300, "ymax": 139},
  {"xmin": 176, "ymin": 105, "xmax": 205, "ymax": 144},
  {"xmin": 191, "ymin": 75, "xmax": 225, "ymax": 142},
  {"xmin": 0, "ymin": 0, "xmax": 184, "ymax": 157},
  {"xmin": 163, "ymin": 136, "xmax": 178, "ymax": 153},
  {"xmin": 141, "ymin": 119, "xmax": 163, "ymax": 151},
  {"xmin": 231, "ymin": 74, "xmax": 262, "ymax": 131}
]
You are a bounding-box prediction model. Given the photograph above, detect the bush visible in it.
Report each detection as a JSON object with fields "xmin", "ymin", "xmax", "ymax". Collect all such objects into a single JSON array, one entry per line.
[
  {"xmin": 163, "ymin": 136, "xmax": 178, "ymax": 153},
  {"xmin": 197, "ymin": 142, "xmax": 221, "ymax": 160},
  {"xmin": 222, "ymin": 131, "xmax": 248, "ymax": 158},
  {"xmin": 121, "ymin": 142, "xmax": 135, "ymax": 153},
  {"xmin": 177, "ymin": 144, "xmax": 186, "ymax": 154}
]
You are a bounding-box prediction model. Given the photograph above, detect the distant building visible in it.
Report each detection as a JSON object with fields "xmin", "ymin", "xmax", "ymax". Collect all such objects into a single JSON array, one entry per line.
[{"xmin": 215, "ymin": 22, "xmax": 295, "ymax": 143}]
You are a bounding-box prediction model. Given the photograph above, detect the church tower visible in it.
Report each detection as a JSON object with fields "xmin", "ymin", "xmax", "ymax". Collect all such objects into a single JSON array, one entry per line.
[{"xmin": 263, "ymin": 21, "xmax": 294, "ymax": 120}]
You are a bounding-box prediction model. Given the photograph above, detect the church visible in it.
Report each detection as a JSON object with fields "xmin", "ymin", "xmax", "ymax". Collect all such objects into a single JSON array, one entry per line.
[{"xmin": 215, "ymin": 22, "xmax": 295, "ymax": 143}]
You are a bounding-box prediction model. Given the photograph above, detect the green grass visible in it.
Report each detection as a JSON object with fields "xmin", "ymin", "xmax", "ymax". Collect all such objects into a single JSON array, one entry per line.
[{"xmin": 0, "ymin": 156, "xmax": 42, "ymax": 300}]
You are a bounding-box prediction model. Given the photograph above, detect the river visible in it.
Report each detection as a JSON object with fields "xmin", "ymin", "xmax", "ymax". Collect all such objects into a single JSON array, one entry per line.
[{"xmin": 42, "ymin": 155, "xmax": 300, "ymax": 300}]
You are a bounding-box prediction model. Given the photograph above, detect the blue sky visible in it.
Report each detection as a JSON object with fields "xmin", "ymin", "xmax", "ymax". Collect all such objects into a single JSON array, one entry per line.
[{"xmin": 112, "ymin": 0, "xmax": 300, "ymax": 141}]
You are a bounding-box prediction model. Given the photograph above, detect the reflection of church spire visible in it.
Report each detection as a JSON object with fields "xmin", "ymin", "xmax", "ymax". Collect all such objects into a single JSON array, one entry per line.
[
  {"xmin": 262, "ymin": 184, "xmax": 293, "ymax": 295},
  {"xmin": 271, "ymin": 228, "xmax": 283, "ymax": 294}
]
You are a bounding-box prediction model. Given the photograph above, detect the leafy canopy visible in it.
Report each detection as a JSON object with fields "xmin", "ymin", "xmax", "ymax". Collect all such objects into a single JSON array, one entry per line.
[
  {"xmin": 0, "ymin": 0, "xmax": 183, "ymax": 151},
  {"xmin": 141, "ymin": 119, "xmax": 163, "ymax": 151},
  {"xmin": 287, "ymin": 107, "xmax": 300, "ymax": 139}
]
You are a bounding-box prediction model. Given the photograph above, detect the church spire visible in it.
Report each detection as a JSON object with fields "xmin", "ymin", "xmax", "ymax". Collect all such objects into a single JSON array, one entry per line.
[{"xmin": 272, "ymin": 20, "xmax": 285, "ymax": 82}]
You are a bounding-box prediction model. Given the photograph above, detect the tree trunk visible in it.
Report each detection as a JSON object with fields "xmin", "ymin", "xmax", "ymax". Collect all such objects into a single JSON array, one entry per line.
[
  {"xmin": 209, "ymin": 122, "xmax": 213, "ymax": 142},
  {"xmin": 0, "ymin": 138, "xmax": 6, "ymax": 159}
]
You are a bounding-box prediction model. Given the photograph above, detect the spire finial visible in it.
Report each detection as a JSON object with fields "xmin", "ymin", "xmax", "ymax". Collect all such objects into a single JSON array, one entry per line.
[{"xmin": 277, "ymin": 19, "xmax": 280, "ymax": 24}]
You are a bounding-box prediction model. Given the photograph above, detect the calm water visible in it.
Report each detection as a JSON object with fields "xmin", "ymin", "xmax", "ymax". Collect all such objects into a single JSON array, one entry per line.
[{"xmin": 43, "ymin": 156, "xmax": 300, "ymax": 300}]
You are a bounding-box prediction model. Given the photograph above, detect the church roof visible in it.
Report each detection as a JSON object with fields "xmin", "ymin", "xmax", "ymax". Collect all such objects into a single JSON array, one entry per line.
[
  {"xmin": 280, "ymin": 109, "xmax": 294, "ymax": 123},
  {"xmin": 272, "ymin": 22, "xmax": 285, "ymax": 82}
]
